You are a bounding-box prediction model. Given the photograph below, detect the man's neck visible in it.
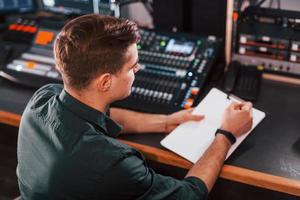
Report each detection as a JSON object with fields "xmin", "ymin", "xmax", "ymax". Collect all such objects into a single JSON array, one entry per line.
[{"xmin": 64, "ymin": 85, "xmax": 109, "ymax": 113}]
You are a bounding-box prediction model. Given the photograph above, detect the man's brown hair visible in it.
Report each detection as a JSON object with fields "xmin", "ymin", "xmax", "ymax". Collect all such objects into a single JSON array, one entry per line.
[{"xmin": 54, "ymin": 14, "xmax": 140, "ymax": 89}]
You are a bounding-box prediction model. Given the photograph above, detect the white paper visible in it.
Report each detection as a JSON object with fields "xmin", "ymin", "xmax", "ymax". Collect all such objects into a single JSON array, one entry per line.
[{"xmin": 160, "ymin": 88, "xmax": 266, "ymax": 163}]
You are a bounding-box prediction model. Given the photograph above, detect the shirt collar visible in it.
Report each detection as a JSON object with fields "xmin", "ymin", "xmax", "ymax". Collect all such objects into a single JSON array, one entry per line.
[{"xmin": 59, "ymin": 89, "xmax": 122, "ymax": 138}]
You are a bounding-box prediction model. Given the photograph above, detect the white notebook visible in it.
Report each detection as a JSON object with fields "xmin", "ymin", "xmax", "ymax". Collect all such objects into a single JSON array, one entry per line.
[{"xmin": 161, "ymin": 88, "xmax": 266, "ymax": 163}]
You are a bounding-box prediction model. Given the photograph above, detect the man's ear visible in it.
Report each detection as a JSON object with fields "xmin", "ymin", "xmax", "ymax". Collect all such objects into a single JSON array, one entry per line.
[{"xmin": 96, "ymin": 73, "xmax": 112, "ymax": 92}]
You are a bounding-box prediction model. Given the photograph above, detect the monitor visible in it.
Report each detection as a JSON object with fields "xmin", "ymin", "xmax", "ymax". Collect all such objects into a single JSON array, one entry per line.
[
  {"xmin": 41, "ymin": 0, "xmax": 96, "ymax": 15},
  {"xmin": 0, "ymin": 0, "xmax": 35, "ymax": 13}
]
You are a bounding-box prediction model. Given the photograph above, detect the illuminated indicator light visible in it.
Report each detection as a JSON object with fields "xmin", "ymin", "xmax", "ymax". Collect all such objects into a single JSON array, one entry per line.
[
  {"xmin": 21, "ymin": 25, "xmax": 28, "ymax": 32},
  {"xmin": 240, "ymin": 36, "xmax": 247, "ymax": 44},
  {"xmin": 23, "ymin": 26, "xmax": 31, "ymax": 32},
  {"xmin": 22, "ymin": 26, "xmax": 29, "ymax": 32},
  {"xmin": 233, "ymin": 12, "xmax": 239, "ymax": 21},
  {"xmin": 28, "ymin": 27, "xmax": 37, "ymax": 33},
  {"xmin": 239, "ymin": 47, "xmax": 246, "ymax": 54},
  {"xmin": 35, "ymin": 31, "xmax": 55, "ymax": 46},
  {"xmin": 292, "ymin": 44, "xmax": 298, "ymax": 51},
  {"xmin": 160, "ymin": 41, "xmax": 166, "ymax": 46},
  {"xmin": 188, "ymin": 72, "xmax": 193, "ymax": 77},
  {"xmin": 259, "ymin": 47, "xmax": 267, "ymax": 52},
  {"xmin": 16, "ymin": 25, "xmax": 23, "ymax": 31},
  {"xmin": 26, "ymin": 62, "xmax": 36, "ymax": 69},
  {"xmin": 262, "ymin": 36, "xmax": 270, "ymax": 42},
  {"xmin": 191, "ymin": 87, "xmax": 200, "ymax": 95},
  {"xmin": 9, "ymin": 24, "xmax": 17, "ymax": 30},
  {"xmin": 290, "ymin": 54, "xmax": 297, "ymax": 62},
  {"xmin": 257, "ymin": 65, "xmax": 264, "ymax": 71},
  {"xmin": 24, "ymin": 26, "xmax": 36, "ymax": 33},
  {"xmin": 16, "ymin": 65, "xmax": 23, "ymax": 71},
  {"xmin": 184, "ymin": 104, "xmax": 191, "ymax": 109},
  {"xmin": 137, "ymin": 44, "xmax": 141, "ymax": 49},
  {"xmin": 184, "ymin": 99, "xmax": 194, "ymax": 109}
]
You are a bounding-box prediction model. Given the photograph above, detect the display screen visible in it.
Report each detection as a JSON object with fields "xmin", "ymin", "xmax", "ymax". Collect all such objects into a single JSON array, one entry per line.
[
  {"xmin": 42, "ymin": 0, "xmax": 94, "ymax": 14},
  {"xmin": 165, "ymin": 39, "xmax": 195, "ymax": 55},
  {"xmin": 0, "ymin": 0, "xmax": 34, "ymax": 13}
]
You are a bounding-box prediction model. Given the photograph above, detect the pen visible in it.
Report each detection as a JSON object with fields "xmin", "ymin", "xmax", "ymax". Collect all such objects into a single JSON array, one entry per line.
[{"xmin": 227, "ymin": 93, "xmax": 246, "ymax": 104}]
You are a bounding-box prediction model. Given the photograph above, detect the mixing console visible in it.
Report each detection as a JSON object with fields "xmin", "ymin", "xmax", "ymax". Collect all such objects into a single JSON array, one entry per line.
[
  {"xmin": 1, "ymin": 27, "xmax": 61, "ymax": 87},
  {"xmin": 113, "ymin": 29, "xmax": 221, "ymax": 113},
  {"xmin": 0, "ymin": 27, "xmax": 221, "ymax": 114}
]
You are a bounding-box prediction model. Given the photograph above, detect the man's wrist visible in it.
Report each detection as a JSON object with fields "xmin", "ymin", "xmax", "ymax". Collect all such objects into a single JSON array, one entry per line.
[
  {"xmin": 215, "ymin": 128, "xmax": 236, "ymax": 145},
  {"xmin": 164, "ymin": 114, "xmax": 169, "ymax": 132},
  {"xmin": 215, "ymin": 134, "xmax": 232, "ymax": 147}
]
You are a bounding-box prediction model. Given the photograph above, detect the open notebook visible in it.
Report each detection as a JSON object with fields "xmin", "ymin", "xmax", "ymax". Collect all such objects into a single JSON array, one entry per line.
[{"xmin": 161, "ymin": 88, "xmax": 266, "ymax": 163}]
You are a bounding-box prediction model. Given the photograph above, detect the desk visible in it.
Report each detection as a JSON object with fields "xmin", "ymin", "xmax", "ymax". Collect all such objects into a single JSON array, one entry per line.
[{"xmin": 0, "ymin": 76, "xmax": 300, "ymax": 197}]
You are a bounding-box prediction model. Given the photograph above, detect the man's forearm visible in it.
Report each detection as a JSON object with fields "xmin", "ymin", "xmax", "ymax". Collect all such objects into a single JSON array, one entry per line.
[
  {"xmin": 110, "ymin": 108, "xmax": 167, "ymax": 133},
  {"xmin": 185, "ymin": 134, "xmax": 231, "ymax": 192}
]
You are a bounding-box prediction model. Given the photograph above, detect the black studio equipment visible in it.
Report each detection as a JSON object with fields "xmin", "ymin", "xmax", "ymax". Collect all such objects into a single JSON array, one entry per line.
[
  {"xmin": 41, "ymin": 0, "xmax": 96, "ymax": 15},
  {"xmin": 113, "ymin": 29, "xmax": 221, "ymax": 114},
  {"xmin": 0, "ymin": 0, "xmax": 37, "ymax": 44},
  {"xmin": 0, "ymin": 0, "xmax": 37, "ymax": 68},
  {"xmin": 1, "ymin": 27, "xmax": 61, "ymax": 86},
  {"xmin": 223, "ymin": 61, "xmax": 261, "ymax": 101},
  {"xmin": 0, "ymin": 0, "xmax": 37, "ymax": 43},
  {"xmin": 0, "ymin": 0, "xmax": 222, "ymax": 115},
  {"xmin": 0, "ymin": 0, "xmax": 98, "ymax": 87},
  {"xmin": 229, "ymin": 0, "xmax": 300, "ymax": 78},
  {"xmin": 0, "ymin": 0, "xmax": 35, "ymax": 14},
  {"xmin": 0, "ymin": 0, "xmax": 140, "ymax": 88},
  {"xmin": 223, "ymin": 0, "xmax": 300, "ymax": 101}
]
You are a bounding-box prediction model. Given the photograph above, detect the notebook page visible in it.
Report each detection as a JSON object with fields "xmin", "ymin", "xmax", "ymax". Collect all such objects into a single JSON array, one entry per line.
[{"xmin": 161, "ymin": 88, "xmax": 266, "ymax": 163}]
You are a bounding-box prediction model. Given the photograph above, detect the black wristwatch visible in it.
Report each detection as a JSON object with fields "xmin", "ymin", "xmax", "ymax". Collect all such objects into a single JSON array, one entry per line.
[{"xmin": 215, "ymin": 128, "xmax": 236, "ymax": 145}]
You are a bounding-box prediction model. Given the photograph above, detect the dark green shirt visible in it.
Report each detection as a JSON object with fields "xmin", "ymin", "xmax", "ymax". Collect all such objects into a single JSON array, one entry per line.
[{"xmin": 17, "ymin": 84, "xmax": 208, "ymax": 200}]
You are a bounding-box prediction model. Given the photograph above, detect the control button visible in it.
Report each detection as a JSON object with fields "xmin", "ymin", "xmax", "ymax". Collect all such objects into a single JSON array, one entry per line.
[
  {"xmin": 191, "ymin": 87, "xmax": 200, "ymax": 96},
  {"xmin": 167, "ymin": 94, "xmax": 173, "ymax": 101},
  {"xmin": 257, "ymin": 65, "xmax": 264, "ymax": 71},
  {"xmin": 290, "ymin": 54, "xmax": 297, "ymax": 62},
  {"xmin": 292, "ymin": 43, "xmax": 298, "ymax": 51},
  {"xmin": 163, "ymin": 93, "xmax": 168, "ymax": 99},
  {"xmin": 158, "ymin": 92, "xmax": 163, "ymax": 99},
  {"xmin": 184, "ymin": 98, "xmax": 194, "ymax": 109},
  {"xmin": 7, "ymin": 63, "xmax": 45, "ymax": 76},
  {"xmin": 46, "ymin": 71, "xmax": 60, "ymax": 78}
]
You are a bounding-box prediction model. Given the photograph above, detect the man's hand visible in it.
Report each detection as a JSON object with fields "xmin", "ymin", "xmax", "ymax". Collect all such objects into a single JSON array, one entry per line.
[
  {"xmin": 110, "ymin": 107, "xmax": 204, "ymax": 134},
  {"xmin": 165, "ymin": 108, "xmax": 205, "ymax": 132},
  {"xmin": 186, "ymin": 102, "xmax": 253, "ymax": 192},
  {"xmin": 220, "ymin": 102, "xmax": 253, "ymax": 137}
]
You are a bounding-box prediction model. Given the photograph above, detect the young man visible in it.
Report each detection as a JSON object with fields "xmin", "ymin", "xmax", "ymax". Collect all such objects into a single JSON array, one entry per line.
[{"xmin": 17, "ymin": 14, "xmax": 253, "ymax": 199}]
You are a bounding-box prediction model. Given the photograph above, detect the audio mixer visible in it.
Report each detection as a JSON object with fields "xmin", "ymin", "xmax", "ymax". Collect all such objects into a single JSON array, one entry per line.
[
  {"xmin": 0, "ymin": 26, "xmax": 62, "ymax": 87},
  {"xmin": 0, "ymin": 27, "xmax": 221, "ymax": 114},
  {"xmin": 112, "ymin": 29, "xmax": 221, "ymax": 113}
]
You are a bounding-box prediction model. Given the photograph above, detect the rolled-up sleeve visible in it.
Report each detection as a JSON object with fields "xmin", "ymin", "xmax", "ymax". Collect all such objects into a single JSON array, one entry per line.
[{"xmin": 101, "ymin": 153, "xmax": 208, "ymax": 200}]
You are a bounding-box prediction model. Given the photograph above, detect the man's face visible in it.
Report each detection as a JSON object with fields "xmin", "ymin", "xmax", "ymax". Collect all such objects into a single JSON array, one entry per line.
[{"xmin": 110, "ymin": 44, "xmax": 140, "ymax": 101}]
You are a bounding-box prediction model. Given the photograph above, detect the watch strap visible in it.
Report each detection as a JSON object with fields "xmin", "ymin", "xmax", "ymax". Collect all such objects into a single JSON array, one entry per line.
[{"xmin": 215, "ymin": 128, "xmax": 236, "ymax": 144}]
